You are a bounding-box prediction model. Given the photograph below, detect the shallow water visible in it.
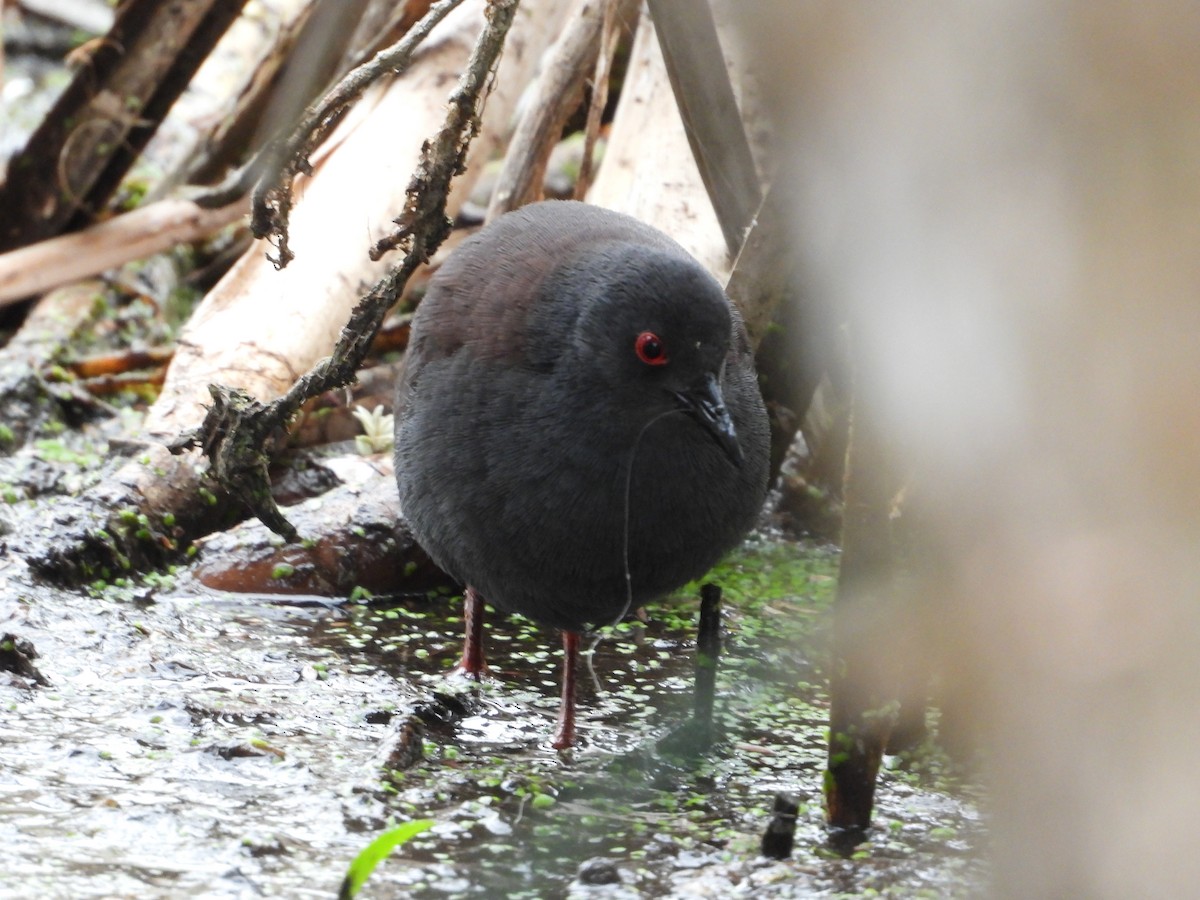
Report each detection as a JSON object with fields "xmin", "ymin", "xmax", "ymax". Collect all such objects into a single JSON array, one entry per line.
[{"xmin": 0, "ymin": 540, "xmax": 985, "ymax": 898}]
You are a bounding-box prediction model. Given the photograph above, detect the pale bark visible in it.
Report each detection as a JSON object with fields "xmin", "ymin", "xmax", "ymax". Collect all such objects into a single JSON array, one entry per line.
[
  {"xmin": 0, "ymin": 198, "xmax": 249, "ymax": 306},
  {"xmin": 586, "ymin": 6, "xmax": 728, "ymax": 281},
  {"xmin": 146, "ymin": 0, "xmax": 573, "ymax": 439},
  {"xmin": 17, "ymin": 0, "xmax": 574, "ymax": 582},
  {"xmin": 17, "ymin": 0, "xmax": 114, "ymax": 33},
  {"xmin": 486, "ymin": 0, "xmax": 640, "ymax": 219},
  {"xmin": 645, "ymin": 0, "xmax": 760, "ymax": 256}
]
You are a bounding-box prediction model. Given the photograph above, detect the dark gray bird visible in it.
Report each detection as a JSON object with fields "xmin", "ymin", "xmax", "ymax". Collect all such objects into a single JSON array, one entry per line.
[{"xmin": 394, "ymin": 200, "xmax": 769, "ymax": 748}]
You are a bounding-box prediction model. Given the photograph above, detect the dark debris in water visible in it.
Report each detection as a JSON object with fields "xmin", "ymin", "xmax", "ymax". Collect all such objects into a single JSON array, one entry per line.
[
  {"xmin": 0, "ymin": 631, "xmax": 50, "ymax": 686},
  {"xmin": 0, "ymin": 540, "xmax": 987, "ymax": 898},
  {"xmin": 762, "ymin": 792, "xmax": 801, "ymax": 860}
]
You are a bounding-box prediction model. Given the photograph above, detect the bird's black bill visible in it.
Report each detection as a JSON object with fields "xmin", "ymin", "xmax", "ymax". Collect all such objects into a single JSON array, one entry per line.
[{"xmin": 675, "ymin": 372, "xmax": 743, "ymax": 465}]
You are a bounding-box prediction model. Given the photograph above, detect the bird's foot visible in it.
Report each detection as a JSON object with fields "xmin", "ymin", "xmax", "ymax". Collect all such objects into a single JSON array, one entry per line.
[{"xmin": 449, "ymin": 657, "xmax": 490, "ymax": 681}]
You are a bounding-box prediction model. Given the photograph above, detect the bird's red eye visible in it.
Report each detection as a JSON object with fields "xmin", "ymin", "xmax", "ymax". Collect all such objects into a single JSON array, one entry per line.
[{"xmin": 635, "ymin": 331, "xmax": 668, "ymax": 366}]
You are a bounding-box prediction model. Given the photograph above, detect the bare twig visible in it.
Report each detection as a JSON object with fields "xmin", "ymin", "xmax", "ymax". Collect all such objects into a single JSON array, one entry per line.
[
  {"xmin": 343, "ymin": 0, "xmax": 436, "ymax": 71},
  {"xmin": 173, "ymin": 0, "xmax": 523, "ymax": 541},
  {"xmin": 368, "ymin": 0, "xmax": 513, "ymax": 259},
  {"xmin": 251, "ymin": 0, "xmax": 468, "ymax": 268}
]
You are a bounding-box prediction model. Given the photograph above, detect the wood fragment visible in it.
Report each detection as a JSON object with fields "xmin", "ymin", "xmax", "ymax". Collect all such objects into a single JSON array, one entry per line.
[
  {"xmin": 79, "ymin": 371, "xmax": 168, "ymax": 398},
  {"xmin": 0, "ymin": 197, "xmax": 249, "ymax": 307},
  {"xmin": 486, "ymin": 0, "xmax": 638, "ymax": 219},
  {"xmin": 646, "ymin": 0, "xmax": 760, "ymax": 256},
  {"xmin": 0, "ymin": 633, "xmax": 51, "ymax": 687},
  {"xmin": 68, "ymin": 347, "xmax": 177, "ymax": 380},
  {"xmin": 378, "ymin": 716, "xmax": 427, "ymax": 773},
  {"xmin": 587, "ymin": 7, "xmax": 726, "ymax": 278}
]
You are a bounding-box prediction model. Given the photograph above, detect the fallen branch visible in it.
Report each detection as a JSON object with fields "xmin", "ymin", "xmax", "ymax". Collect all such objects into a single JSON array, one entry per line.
[
  {"xmin": 0, "ymin": 197, "xmax": 249, "ymax": 307},
  {"xmin": 250, "ymin": 0, "xmax": 468, "ymax": 267},
  {"xmin": 172, "ymin": 0, "xmax": 523, "ymax": 542},
  {"xmin": 18, "ymin": 0, "xmax": 572, "ymax": 582},
  {"xmin": 646, "ymin": 0, "xmax": 760, "ymax": 256},
  {"xmin": 0, "ymin": 281, "xmax": 114, "ymax": 449}
]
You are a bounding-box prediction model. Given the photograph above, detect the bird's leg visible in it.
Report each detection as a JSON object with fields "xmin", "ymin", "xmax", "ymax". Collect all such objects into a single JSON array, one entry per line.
[
  {"xmin": 453, "ymin": 586, "xmax": 488, "ymax": 679},
  {"xmin": 551, "ymin": 630, "xmax": 580, "ymax": 750}
]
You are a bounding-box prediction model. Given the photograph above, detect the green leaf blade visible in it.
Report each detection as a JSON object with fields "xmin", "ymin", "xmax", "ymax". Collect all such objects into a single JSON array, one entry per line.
[{"xmin": 339, "ymin": 819, "xmax": 435, "ymax": 900}]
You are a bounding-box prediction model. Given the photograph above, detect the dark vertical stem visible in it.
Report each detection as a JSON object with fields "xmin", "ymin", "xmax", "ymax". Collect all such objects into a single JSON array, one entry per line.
[
  {"xmin": 692, "ymin": 582, "xmax": 722, "ymax": 746},
  {"xmin": 761, "ymin": 792, "xmax": 799, "ymax": 860},
  {"xmin": 645, "ymin": 0, "xmax": 760, "ymax": 257}
]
